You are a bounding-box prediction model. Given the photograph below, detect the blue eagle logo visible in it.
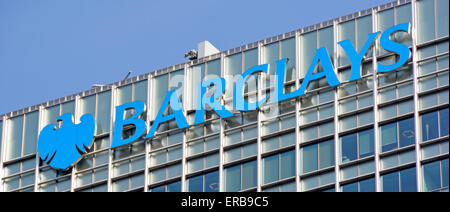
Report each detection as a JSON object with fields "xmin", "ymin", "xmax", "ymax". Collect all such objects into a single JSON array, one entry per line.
[{"xmin": 38, "ymin": 113, "xmax": 96, "ymax": 170}]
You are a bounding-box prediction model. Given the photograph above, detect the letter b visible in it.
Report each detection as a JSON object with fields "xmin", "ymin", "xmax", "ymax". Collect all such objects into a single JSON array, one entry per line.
[{"xmin": 112, "ymin": 101, "xmax": 147, "ymax": 148}]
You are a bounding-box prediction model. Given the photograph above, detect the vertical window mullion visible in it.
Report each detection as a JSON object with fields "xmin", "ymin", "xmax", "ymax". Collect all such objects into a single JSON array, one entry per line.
[
  {"xmin": 394, "ymin": 3, "xmax": 397, "ymax": 26},
  {"xmin": 397, "ymin": 122, "xmax": 401, "ymax": 149},
  {"xmin": 278, "ymin": 153, "xmax": 282, "ymax": 182},
  {"xmin": 132, "ymin": 81, "xmax": 135, "ymax": 102},
  {"xmin": 241, "ymin": 164, "xmax": 244, "ymax": 191},
  {"xmin": 241, "ymin": 51, "xmax": 245, "ymax": 73},
  {"xmin": 203, "ymin": 156, "xmax": 206, "ymax": 175},
  {"xmin": 128, "ymin": 158, "xmax": 132, "ymax": 178},
  {"xmin": 438, "ymin": 109, "xmax": 441, "ymax": 137},
  {"xmin": 165, "ymin": 162, "xmax": 169, "ymax": 186},
  {"xmin": 168, "ymin": 72, "xmax": 171, "ymax": 91},
  {"xmin": 203, "ymin": 174, "xmax": 206, "ymax": 192},
  {"xmin": 91, "ymin": 170, "xmax": 94, "ymax": 187},
  {"xmin": 240, "ymin": 128, "xmax": 244, "ymax": 144},
  {"xmin": 317, "ymin": 143, "xmax": 320, "ymax": 172},
  {"xmin": 240, "ymin": 145, "xmax": 244, "ymax": 162},
  {"xmin": 128, "ymin": 177, "xmax": 131, "ymax": 191},
  {"xmin": 356, "ymin": 131, "xmax": 359, "ymax": 160},
  {"xmin": 434, "ymin": 0, "xmax": 437, "ymax": 40},
  {"xmin": 316, "ymin": 29, "xmax": 319, "ymax": 50}
]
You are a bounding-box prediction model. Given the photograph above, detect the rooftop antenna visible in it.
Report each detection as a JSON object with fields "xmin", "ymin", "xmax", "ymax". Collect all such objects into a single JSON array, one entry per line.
[
  {"xmin": 91, "ymin": 84, "xmax": 106, "ymax": 88},
  {"xmin": 91, "ymin": 70, "xmax": 133, "ymax": 89},
  {"xmin": 123, "ymin": 71, "xmax": 132, "ymax": 80}
]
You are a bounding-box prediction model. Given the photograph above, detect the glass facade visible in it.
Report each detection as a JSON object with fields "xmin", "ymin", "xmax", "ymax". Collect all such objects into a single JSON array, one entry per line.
[{"xmin": 0, "ymin": 0, "xmax": 448, "ymax": 192}]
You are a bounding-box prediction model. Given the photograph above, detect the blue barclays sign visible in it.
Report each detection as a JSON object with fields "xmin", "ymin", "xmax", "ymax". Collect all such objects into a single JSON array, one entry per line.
[{"xmin": 38, "ymin": 23, "xmax": 411, "ymax": 170}]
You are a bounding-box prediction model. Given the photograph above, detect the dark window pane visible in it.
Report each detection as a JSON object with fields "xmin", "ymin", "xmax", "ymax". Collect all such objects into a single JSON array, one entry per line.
[
  {"xmin": 422, "ymin": 111, "xmax": 439, "ymax": 141},
  {"xmin": 359, "ymin": 178, "xmax": 376, "ymax": 192},
  {"xmin": 281, "ymin": 38, "xmax": 296, "ymax": 82},
  {"xmin": 442, "ymin": 159, "xmax": 449, "ymax": 188},
  {"xmin": 188, "ymin": 175, "xmax": 203, "ymax": 192},
  {"xmin": 263, "ymin": 154, "xmax": 279, "ymax": 184},
  {"xmin": 205, "ymin": 171, "xmax": 219, "ymax": 192},
  {"xmin": 23, "ymin": 112, "xmax": 39, "ymax": 155},
  {"xmin": 359, "ymin": 129, "xmax": 374, "ymax": 158},
  {"xmin": 399, "ymin": 118, "xmax": 415, "ymax": 147},
  {"xmin": 6, "ymin": 115, "xmax": 23, "ymax": 160},
  {"xmin": 417, "ymin": 0, "xmax": 436, "ymax": 43},
  {"xmin": 436, "ymin": 0, "xmax": 449, "ymax": 38},
  {"xmin": 151, "ymin": 185, "xmax": 166, "ymax": 192},
  {"xmin": 319, "ymin": 140, "xmax": 335, "ymax": 169},
  {"xmin": 400, "ymin": 167, "xmax": 417, "ymax": 192},
  {"xmin": 242, "ymin": 161, "xmax": 257, "ymax": 190},
  {"xmin": 167, "ymin": 181, "xmax": 181, "ymax": 192},
  {"xmin": 423, "ymin": 160, "xmax": 442, "ymax": 192},
  {"xmin": 302, "ymin": 144, "xmax": 318, "ymax": 173},
  {"xmin": 320, "ymin": 187, "xmax": 335, "ymax": 192},
  {"xmin": 280, "ymin": 150, "xmax": 295, "ymax": 179},
  {"xmin": 382, "ymin": 172, "xmax": 399, "ymax": 192},
  {"xmin": 341, "ymin": 133, "xmax": 358, "ymax": 163},
  {"xmin": 225, "ymin": 165, "xmax": 241, "ymax": 192},
  {"xmin": 440, "ymin": 108, "xmax": 449, "ymax": 137},
  {"xmin": 342, "ymin": 182, "xmax": 358, "ymax": 192},
  {"xmin": 381, "ymin": 122, "xmax": 398, "ymax": 152}
]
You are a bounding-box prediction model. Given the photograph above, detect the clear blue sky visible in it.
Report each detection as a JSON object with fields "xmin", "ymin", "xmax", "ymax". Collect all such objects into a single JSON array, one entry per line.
[{"xmin": 0, "ymin": 0, "xmax": 394, "ymax": 115}]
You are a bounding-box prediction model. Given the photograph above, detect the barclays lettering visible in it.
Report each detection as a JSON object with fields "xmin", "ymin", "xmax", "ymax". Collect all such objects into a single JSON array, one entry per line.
[{"xmin": 38, "ymin": 23, "xmax": 411, "ymax": 170}]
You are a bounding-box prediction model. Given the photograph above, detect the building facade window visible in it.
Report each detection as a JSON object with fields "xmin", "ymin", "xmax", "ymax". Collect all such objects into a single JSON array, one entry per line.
[
  {"xmin": 422, "ymin": 159, "xmax": 449, "ymax": 192},
  {"xmin": 262, "ymin": 150, "xmax": 295, "ymax": 185},
  {"xmin": 341, "ymin": 178, "xmax": 376, "ymax": 192},
  {"xmin": 380, "ymin": 117, "xmax": 415, "ymax": 153},
  {"xmin": 301, "ymin": 140, "xmax": 334, "ymax": 174},
  {"xmin": 421, "ymin": 108, "xmax": 449, "ymax": 142},
  {"xmin": 186, "ymin": 171, "xmax": 219, "ymax": 192},
  {"xmin": 381, "ymin": 167, "xmax": 417, "ymax": 192},
  {"xmin": 340, "ymin": 129, "xmax": 374, "ymax": 163},
  {"xmin": 224, "ymin": 160, "xmax": 257, "ymax": 192},
  {"xmin": 150, "ymin": 181, "xmax": 181, "ymax": 192}
]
